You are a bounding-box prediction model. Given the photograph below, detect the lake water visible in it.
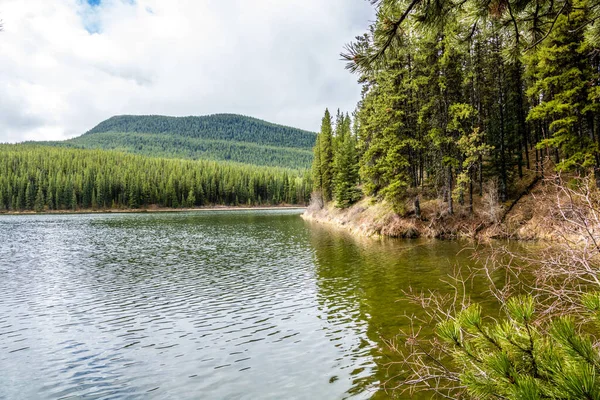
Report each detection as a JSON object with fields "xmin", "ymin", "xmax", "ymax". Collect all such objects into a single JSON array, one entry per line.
[{"xmin": 0, "ymin": 210, "xmax": 484, "ymax": 399}]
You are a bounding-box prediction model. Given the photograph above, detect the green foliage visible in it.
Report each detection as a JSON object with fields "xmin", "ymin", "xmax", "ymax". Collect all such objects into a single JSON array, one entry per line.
[
  {"xmin": 85, "ymin": 114, "xmax": 316, "ymax": 149},
  {"xmin": 34, "ymin": 185, "xmax": 44, "ymax": 212},
  {"xmin": 49, "ymin": 133, "xmax": 313, "ymax": 170},
  {"xmin": 435, "ymin": 294, "xmax": 600, "ymax": 399},
  {"xmin": 343, "ymin": 0, "xmax": 600, "ymax": 213},
  {"xmin": 319, "ymin": 109, "xmax": 334, "ymax": 201},
  {"xmin": 356, "ymin": 44, "xmax": 420, "ymax": 211},
  {"xmin": 0, "ymin": 144, "xmax": 311, "ymax": 212},
  {"xmin": 526, "ymin": 3, "xmax": 597, "ymax": 171},
  {"xmin": 39, "ymin": 114, "xmax": 316, "ymax": 170},
  {"xmin": 311, "ymin": 133, "xmax": 322, "ymax": 193},
  {"xmin": 309, "ymin": 109, "xmax": 362, "ymax": 208},
  {"xmin": 455, "ymin": 127, "xmax": 493, "ymax": 205},
  {"xmin": 333, "ymin": 113, "xmax": 361, "ymax": 208}
]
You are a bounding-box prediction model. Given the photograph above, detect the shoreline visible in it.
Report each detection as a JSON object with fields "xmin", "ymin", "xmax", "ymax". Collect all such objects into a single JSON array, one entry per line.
[
  {"xmin": 0, "ymin": 205, "xmax": 307, "ymax": 216},
  {"xmin": 301, "ymin": 204, "xmax": 504, "ymax": 240},
  {"xmin": 301, "ymin": 178, "xmax": 559, "ymax": 241}
]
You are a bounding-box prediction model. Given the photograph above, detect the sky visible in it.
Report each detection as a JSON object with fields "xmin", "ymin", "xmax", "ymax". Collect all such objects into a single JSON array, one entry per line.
[{"xmin": 0, "ymin": 0, "xmax": 375, "ymax": 143}]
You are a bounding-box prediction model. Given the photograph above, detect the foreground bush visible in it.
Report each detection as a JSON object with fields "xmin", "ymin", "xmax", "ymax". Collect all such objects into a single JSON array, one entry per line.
[{"xmin": 396, "ymin": 176, "xmax": 600, "ymax": 399}]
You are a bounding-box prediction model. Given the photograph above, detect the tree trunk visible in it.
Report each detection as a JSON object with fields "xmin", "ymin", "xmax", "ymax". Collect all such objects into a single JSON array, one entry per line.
[
  {"xmin": 479, "ymin": 155, "xmax": 483, "ymax": 196},
  {"xmin": 496, "ymin": 35, "xmax": 508, "ymax": 203},
  {"xmin": 414, "ymin": 196, "xmax": 421, "ymax": 219},
  {"xmin": 469, "ymin": 168, "xmax": 474, "ymax": 215},
  {"xmin": 447, "ymin": 166, "xmax": 453, "ymax": 215}
]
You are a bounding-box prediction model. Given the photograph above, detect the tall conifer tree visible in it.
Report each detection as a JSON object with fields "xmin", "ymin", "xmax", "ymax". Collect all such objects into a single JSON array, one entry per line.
[
  {"xmin": 311, "ymin": 134, "xmax": 322, "ymax": 194},
  {"xmin": 527, "ymin": 3, "xmax": 596, "ymax": 171},
  {"xmin": 334, "ymin": 114, "xmax": 360, "ymax": 208},
  {"xmin": 319, "ymin": 109, "xmax": 334, "ymax": 201}
]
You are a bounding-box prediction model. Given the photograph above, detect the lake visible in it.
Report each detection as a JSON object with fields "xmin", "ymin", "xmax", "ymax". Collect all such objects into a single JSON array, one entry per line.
[{"xmin": 0, "ymin": 210, "xmax": 485, "ymax": 399}]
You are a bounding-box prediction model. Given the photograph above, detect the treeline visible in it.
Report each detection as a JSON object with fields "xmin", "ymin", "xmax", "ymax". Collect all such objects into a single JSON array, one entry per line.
[
  {"xmin": 47, "ymin": 132, "xmax": 313, "ymax": 169},
  {"xmin": 85, "ymin": 114, "xmax": 316, "ymax": 150},
  {"xmin": 326, "ymin": 0, "xmax": 600, "ymax": 214},
  {"xmin": 0, "ymin": 145, "xmax": 311, "ymax": 212}
]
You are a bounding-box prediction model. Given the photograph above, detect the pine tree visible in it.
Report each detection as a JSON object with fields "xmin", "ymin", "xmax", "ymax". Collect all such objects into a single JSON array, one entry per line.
[
  {"xmin": 128, "ymin": 181, "xmax": 140, "ymax": 209},
  {"xmin": 334, "ymin": 114, "xmax": 361, "ymax": 208},
  {"xmin": 319, "ymin": 109, "xmax": 334, "ymax": 201},
  {"xmin": 357, "ymin": 36, "xmax": 419, "ymax": 212},
  {"xmin": 431, "ymin": 294, "xmax": 600, "ymax": 399},
  {"xmin": 197, "ymin": 183, "xmax": 205, "ymax": 206},
  {"xmin": 71, "ymin": 189, "xmax": 77, "ymax": 211},
  {"xmin": 96, "ymin": 177, "xmax": 105, "ymax": 209},
  {"xmin": 34, "ymin": 185, "xmax": 44, "ymax": 212},
  {"xmin": 0, "ymin": 187, "xmax": 5, "ymax": 211},
  {"xmin": 333, "ymin": 108, "xmax": 344, "ymax": 151},
  {"xmin": 311, "ymin": 134, "xmax": 322, "ymax": 194},
  {"xmin": 0, "ymin": 143, "xmax": 311, "ymax": 212},
  {"xmin": 46, "ymin": 180, "xmax": 54, "ymax": 210},
  {"xmin": 25, "ymin": 181, "xmax": 35, "ymax": 210},
  {"xmin": 187, "ymin": 188, "xmax": 196, "ymax": 207}
]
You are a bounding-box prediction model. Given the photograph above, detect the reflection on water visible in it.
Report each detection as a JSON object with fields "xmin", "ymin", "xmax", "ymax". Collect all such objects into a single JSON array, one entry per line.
[
  {"xmin": 0, "ymin": 210, "xmax": 481, "ymax": 399},
  {"xmin": 308, "ymin": 223, "xmax": 486, "ymax": 399}
]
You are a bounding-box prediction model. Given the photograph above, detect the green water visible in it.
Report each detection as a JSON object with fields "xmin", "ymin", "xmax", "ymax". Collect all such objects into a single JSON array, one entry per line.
[{"xmin": 0, "ymin": 210, "xmax": 491, "ymax": 399}]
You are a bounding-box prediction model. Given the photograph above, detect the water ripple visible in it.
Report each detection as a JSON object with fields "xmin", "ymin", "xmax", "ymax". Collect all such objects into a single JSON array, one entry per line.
[{"xmin": 0, "ymin": 211, "xmax": 377, "ymax": 399}]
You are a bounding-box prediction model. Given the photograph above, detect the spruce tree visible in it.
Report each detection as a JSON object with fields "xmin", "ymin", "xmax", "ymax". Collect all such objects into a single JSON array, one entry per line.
[
  {"xmin": 187, "ymin": 188, "xmax": 196, "ymax": 207},
  {"xmin": 527, "ymin": 4, "xmax": 596, "ymax": 171},
  {"xmin": 312, "ymin": 127, "xmax": 322, "ymax": 195},
  {"xmin": 334, "ymin": 114, "xmax": 360, "ymax": 208},
  {"xmin": 333, "ymin": 108, "xmax": 344, "ymax": 151},
  {"xmin": 357, "ymin": 35, "xmax": 420, "ymax": 212},
  {"xmin": 71, "ymin": 189, "xmax": 77, "ymax": 211},
  {"xmin": 319, "ymin": 109, "xmax": 334, "ymax": 201},
  {"xmin": 25, "ymin": 181, "xmax": 34, "ymax": 210},
  {"xmin": 34, "ymin": 185, "xmax": 44, "ymax": 212}
]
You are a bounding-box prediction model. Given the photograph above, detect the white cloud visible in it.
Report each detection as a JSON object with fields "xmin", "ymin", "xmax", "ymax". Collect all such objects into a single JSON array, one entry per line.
[{"xmin": 0, "ymin": 0, "xmax": 374, "ymax": 142}]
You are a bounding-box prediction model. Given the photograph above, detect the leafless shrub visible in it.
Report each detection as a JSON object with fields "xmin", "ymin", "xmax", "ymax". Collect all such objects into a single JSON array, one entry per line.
[
  {"xmin": 346, "ymin": 204, "xmax": 365, "ymax": 220},
  {"xmin": 489, "ymin": 174, "xmax": 600, "ymax": 319},
  {"xmin": 307, "ymin": 191, "xmax": 324, "ymax": 212},
  {"xmin": 481, "ymin": 178, "xmax": 502, "ymax": 224}
]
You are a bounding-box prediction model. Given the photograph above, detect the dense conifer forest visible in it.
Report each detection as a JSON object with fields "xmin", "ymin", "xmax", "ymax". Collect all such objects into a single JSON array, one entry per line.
[
  {"xmin": 47, "ymin": 132, "xmax": 313, "ymax": 170},
  {"xmin": 85, "ymin": 114, "xmax": 316, "ymax": 148},
  {"xmin": 0, "ymin": 145, "xmax": 310, "ymax": 212},
  {"xmin": 40, "ymin": 114, "xmax": 316, "ymax": 169},
  {"xmin": 312, "ymin": 0, "xmax": 600, "ymax": 216}
]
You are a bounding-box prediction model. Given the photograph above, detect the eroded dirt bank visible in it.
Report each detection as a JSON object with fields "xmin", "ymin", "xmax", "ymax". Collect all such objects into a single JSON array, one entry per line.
[{"xmin": 302, "ymin": 178, "xmax": 564, "ymax": 240}]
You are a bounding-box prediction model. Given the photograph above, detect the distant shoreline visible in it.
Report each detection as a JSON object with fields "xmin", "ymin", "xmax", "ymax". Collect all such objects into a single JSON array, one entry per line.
[{"xmin": 0, "ymin": 205, "xmax": 307, "ymax": 216}]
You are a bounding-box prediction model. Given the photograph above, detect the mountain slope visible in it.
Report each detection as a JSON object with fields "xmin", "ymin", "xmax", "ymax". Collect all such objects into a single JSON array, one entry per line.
[{"xmin": 45, "ymin": 114, "xmax": 316, "ymax": 169}]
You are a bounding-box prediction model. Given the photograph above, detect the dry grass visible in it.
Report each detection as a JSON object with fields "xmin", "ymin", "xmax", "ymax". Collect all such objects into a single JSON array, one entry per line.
[{"xmin": 302, "ymin": 173, "xmax": 576, "ymax": 240}]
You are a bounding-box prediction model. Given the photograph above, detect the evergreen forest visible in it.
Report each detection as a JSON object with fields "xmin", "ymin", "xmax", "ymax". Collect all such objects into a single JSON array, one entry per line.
[
  {"xmin": 0, "ymin": 145, "xmax": 310, "ymax": 212},
  {"xmin": 312, "ymin": 0, "xmax": 600, "ymax": 214}
]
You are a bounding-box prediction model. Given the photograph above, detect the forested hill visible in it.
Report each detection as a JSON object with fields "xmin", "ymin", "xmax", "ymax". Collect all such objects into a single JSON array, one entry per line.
[
  {"xmin": 85, "ymin": 114, "xmax": 316, "ymax": 149},
  {"xmin": 43, "ymin": 114, "xmax": 316, "ymax": 170}
]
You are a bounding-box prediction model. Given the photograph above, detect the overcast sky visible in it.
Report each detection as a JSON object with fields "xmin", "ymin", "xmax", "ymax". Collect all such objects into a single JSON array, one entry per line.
[{"xmin": 0, "ymin": 0, "xmax": 374, "ymax": 143}]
